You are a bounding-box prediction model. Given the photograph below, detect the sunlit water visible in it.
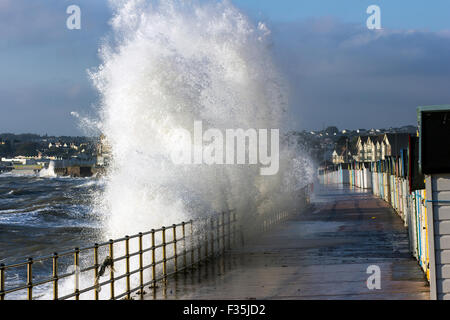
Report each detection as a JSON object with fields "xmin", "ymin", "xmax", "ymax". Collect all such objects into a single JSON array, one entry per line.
[{"xmin": 0, "ymin": 174, "xmax": 103, "ymax": 261}]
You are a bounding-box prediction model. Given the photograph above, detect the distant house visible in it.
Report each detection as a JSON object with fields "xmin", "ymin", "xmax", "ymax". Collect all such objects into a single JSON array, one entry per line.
[
  {"xmin": 382, "ymin": 133, "xmax": 410, "ymax": 158},
  {"xmin": 355, "ymin": 137, "xmax": 363, "ymax": 161},
  {"xmin": 332, "ymin": 150, "xmax": 342, "ymax": 164},
  {"xmin": 364, "ymin": 137, "xmax": 375, "ymax": 162},
  {"xmin": 363, "ymin": 135, "xmax": 385, "ymax": 162},
  {"xmin": 356, "ymin": 136, "xmax": 373, "ymax": 162},
  {"xmin": 375, "ymin": 139, "xmax": 382, "ymax": 161},
  {"xmin": 97, "ymin": 134, "xmax": 112, "ymax": 166},
  {"xmin": 371, "ymin": 135, "xmax": 384, "ymax": 161},
  {"xmin": 332, "ymin": 150, "xmax": 338, "ymax": 164},
  {"xmin": 355, "ymin": 133, "xmax": 410, "ymax": 163},
  {"xmin": 332, "ymin": 148, "xmax": 349, "ymax": 164}
]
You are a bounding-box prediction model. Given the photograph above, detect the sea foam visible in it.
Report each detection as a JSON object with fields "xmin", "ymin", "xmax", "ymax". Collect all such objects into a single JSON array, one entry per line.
[{"xmin": 90, "ymin": 0, "xmax": 314, "ymax": 239}]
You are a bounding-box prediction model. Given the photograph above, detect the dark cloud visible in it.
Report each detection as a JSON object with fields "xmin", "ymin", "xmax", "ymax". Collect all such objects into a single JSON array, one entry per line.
[
  {"xmin": 2, "ymin": 4, "xmax": 450, "ymax": 135},
  {"xmin": 272, "ymin": 18, "xmax": 450, "ymax": 131}
]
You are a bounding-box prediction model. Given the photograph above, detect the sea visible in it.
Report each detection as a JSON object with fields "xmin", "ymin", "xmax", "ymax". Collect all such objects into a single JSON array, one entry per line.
[
  {"xmin": 0, "ymin": 172, "xmax": 104, "ymax": 299},
  {"xmin": 0, "ymin": 0, "xmax": 316, "ymax": 299}
]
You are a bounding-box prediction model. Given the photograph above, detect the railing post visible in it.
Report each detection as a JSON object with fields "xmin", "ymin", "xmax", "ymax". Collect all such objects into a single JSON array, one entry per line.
[
  {"xmin": 125, "ymin": 236, "xmax": 131, "ymax": 299},
  {"xmin": 151, "ymin": 229, "xmax": 156, "ymax": 288},
  {"xmin": 233, "ymin": 211, "xmax": 237, "ymax": 246},
  {"xmin": 240, "ymin": 218, "xmax": 245, "ymax": 246},
  {"xmin": 210, "ymin": 218, "xmax": 215, "ymax": 256},
  {"xmin": 94, "ymin": 244, "xmax": 99, "ymax": 300},
  {"xmin": 197, "ymin": 224, "xmax": 202, "ymax": 264},
  {"xmin": 27, "ymin": 258, "xmax": 33, "ymax": 300},
  {"xmin": 227, "ymin": 212, "xmax": 231, "ymax": 250},
  {"xmin": 109, "ymin": 240, "xmax": 115, "ymax": 299},
  {"xmin": 222, "ymin": 212, "xmax": 226, "ymax": 253},
  {"xmin": 172, "ymin": 224, "xmax": 178, "ymax": 273},
  {"xmin": 204, "ymin": 221, "xmax": 209, "ymax": 259},
  {"xmin": 74, "ymin": 248, "xmax": 80, "ymax": 300},
  {"xmin": 182, "ymin": 222, "xmax": 187, "ymax": 271},
  {"xmin": 262, "ymin": 214, "xmax": 265, "ymax": 233},
  {"xmin": 52, "ymin": 252, "xmax": 58, "ymax": 300},
  {"xmin": 0, "ymin": 263, "xmax": 5, "ymax": 301},
  {"xmin": 216, "ymin": 216, "xmax": 220, "ymax": 253},
  {"xmin": 162, "ymin": 227, "xmax": 167, "ymax": 283},
  {"xmin": 190, "ymin": 221, "xmax": 195, "ymax": 267},
  {"xmin": 138, "ymin": 233, "xmax": 144, "ymax": 298}
]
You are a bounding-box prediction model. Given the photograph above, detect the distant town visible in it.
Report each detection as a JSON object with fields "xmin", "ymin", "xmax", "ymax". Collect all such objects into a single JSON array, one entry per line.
[
  {"xmin": 0, "ymin": 124, "xmax": 417, "ymax": 176},
  {"xmin": 0, "ymin": 133, "xmax": 110, "ymax": 176},
  {"xmin": 288, "ymin": 124, "xmax": 417, "ymax": 166}
]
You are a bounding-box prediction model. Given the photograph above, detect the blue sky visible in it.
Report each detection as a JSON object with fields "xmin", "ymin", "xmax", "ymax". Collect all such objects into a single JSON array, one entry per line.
[
  {"xmin": 236, "ymin": 0, "xmax": 450, "ymax": 31},
  {"xmin": 1, "ymin": 0, "xmax": 450, "ymax": 135}
]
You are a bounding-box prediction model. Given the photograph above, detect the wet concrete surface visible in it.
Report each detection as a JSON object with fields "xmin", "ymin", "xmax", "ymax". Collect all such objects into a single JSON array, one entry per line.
[{"xmin": 146, "ymin": 185, "xmax": 430, "ymax": 300}]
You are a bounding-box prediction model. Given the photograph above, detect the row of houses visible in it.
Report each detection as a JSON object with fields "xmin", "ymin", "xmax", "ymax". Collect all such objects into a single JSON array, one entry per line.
[
  {"xmin": 332, "ymin": 133, "xmax": 411, "ymax": 164},
  {"xmin": 48, "ymin": 142, "xmax": 89, "ymax": 151}
]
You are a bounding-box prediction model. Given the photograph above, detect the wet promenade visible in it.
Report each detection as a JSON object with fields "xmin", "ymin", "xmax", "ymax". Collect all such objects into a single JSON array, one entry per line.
[{"xmin": 147, "ymin": 185, "xmax": 429, "ymax": 300}]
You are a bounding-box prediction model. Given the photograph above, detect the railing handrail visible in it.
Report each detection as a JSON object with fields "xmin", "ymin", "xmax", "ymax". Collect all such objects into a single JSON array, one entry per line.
[
  {"xmin": 0, "ymin": 200, "xmax": 308, "ymax": 300},
  {"xmin": 1, "ymin": 210, "xmax": 236, "ymax": 269},
  {"xmin": 0, "ymin": 208, "xmax": 251, "ymax": 300}
]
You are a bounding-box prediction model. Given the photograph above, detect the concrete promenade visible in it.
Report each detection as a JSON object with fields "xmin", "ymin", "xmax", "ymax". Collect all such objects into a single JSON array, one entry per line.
[{"xmin": 148, "ymin": 185, "xmax": 429, "ymax": 300}]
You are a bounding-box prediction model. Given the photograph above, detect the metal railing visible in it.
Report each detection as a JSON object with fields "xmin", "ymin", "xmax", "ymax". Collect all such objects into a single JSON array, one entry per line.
[{"xmin": 0, "ymin": 206, "xmax": 299, "ymax": 300}]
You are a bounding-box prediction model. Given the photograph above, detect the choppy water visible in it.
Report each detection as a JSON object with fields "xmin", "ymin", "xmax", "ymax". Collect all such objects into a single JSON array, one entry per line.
[
  {"xmin": 0, "ymin": 0, "xmax": 315, "ymax": 299},
  {"xmin": 0, "ymin": 173, "xmax": 104, "ymax": 265}
]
